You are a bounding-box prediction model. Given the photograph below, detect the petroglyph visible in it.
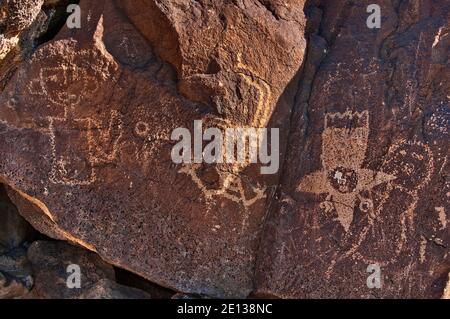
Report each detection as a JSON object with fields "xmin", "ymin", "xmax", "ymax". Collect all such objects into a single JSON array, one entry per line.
[
  {"xmin": 443, "ymin": 273, "xmax": 450, "ymax": 299},
  {"xmin": 129, "ymin": 105, "xmax": 173, "ymax": 172},
  {"xmin": 419, "ymin": 236, "xmax": 427, "ymax": 263},
  {"xmin": 179, "ymin": 164, "xmax": 266, "ymax": 208},
  {"xmin": 48, "ymin": 110, "xmax": 123, "ymax": 186},
  {"xmin": 134, "ymin": 121, "xmax": 150, "ymax": 138},
  {"xmin": 0, "ymin": 35, "xmax": 19, "ymax": 60},
  {"xmin": 297, "ymin": 110, "xmax": 396, "ymax": 232},
  {"xmin": 296, "ymin": 110, "xmax": 437, "ymax": 279},
  {"xmin": 20, "ymin": 45, "xmax": 125, "ymax": 186},
  {"xmin": 178, "ymin": 116, "xmax": 267, "ymax": 210},
  {"xmin": 179, "ymin": 54, "xmax": 274, "ymax": 208},
  {"xmin": 323, "ymin": 139, "xmax": 435, "ymax": 277},
  {"xmin": 346, "ymin": 140, "xmax": 434, "ymax": 264},
  {"xmin": 118, "ymin": 36, "xmax": 141, "ymax": 63}
]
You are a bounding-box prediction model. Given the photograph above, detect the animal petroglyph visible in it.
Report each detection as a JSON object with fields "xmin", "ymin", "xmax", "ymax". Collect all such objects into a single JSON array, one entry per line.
[
  {"xmin": 179, "ymin": 55, "xmax": 273, "ymax": 208},
  {"xmin": 235, "ymin": 53, "xmax": 273, "ymax": 128},
  {"xmin": 179, "ymin": 164, "xmax": 266, "ymax": 208},
  {"xmin": 297, "ymin": 110, "xmax": 396, "ymax": 232},
  {"xmin": 324, "ymin": 138, "xmax": 434, "ymax": 277},
  {"xmin": 330, "ymin": 139, "xmax": 434, "ymax": 270},
  {"xmin": 178, "ymin": 116, "xmax": 268, "ymax": 209}
]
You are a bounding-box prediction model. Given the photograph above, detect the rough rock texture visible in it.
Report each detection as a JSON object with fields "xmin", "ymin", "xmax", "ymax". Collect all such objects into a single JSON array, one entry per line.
[
  {"xmin": 0, "ymin": 246, "xmax": 33, "ymax": 298},
  {"xmin": 0, "ymin": 0, "xmax": 78, "ymax": 90},
  {"xmin": 254, "ymin": 0, "xmax": 450, "ymax": 298},
  {"xmin": 25, "ymin": 240, "xmax": 151, "ymax": 299},
  {"xmin": 0, "ymin": 189, "xmax": 154, "ymax": 299},
  {"xmin": 0, "ymin": 271, "xmax": 29, "ymax": 298},
  {"xmin": 114, "ymin": 267, "xmax": 175, "ymax": 299},
  {"xmin": 0, "ymin": 0, "xmax": 307, "ymax": 298},
  {"xmin": 0, "ymin": 185, "xmax": 35, "ymax": 248},
  {"xmin": 26, "ymin": 240, "xmax": 116, "ymax": 299},
  {"xmin": 79, "ymin": 279, "xmax": 151, "ymax": 299},
  {"xmin": 0, "ymin": 184, "xmax": 35, "ymax": 298},
  {"xmin": 0, "ymin": 0, "xmax": 448, "ymax": 298}
]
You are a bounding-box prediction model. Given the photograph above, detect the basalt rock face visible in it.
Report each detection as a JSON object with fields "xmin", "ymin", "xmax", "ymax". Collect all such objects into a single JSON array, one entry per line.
[
  {"xmin": 0, "ymin": 0, "xmax": 448, "ymax": 299},
  {"xmin": 0, "ymin": 185, "xmax": 155, "ymax": 299},
  {"xmin": 0, "ymin": 0, "xmax": 78, "ymax": 90},
  {"xmin": 26, "ymin": 240, "xmax": 151, "ymax": 299},
  {"xmin": 255, "ymin": 0, "xmax": 450, "ymax": 298}
]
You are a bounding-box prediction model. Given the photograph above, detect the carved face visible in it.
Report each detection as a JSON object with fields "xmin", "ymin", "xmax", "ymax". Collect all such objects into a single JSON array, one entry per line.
[
  {"xmin": 38, "ymin": 66, "xmax": 99, "ymax": 107},
  {"xmin": 24, "ymin": 45, "xmax": 120, "ymax": 119}
]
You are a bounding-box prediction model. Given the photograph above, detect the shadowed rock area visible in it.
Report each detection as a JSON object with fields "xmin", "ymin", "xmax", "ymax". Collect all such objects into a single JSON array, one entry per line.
[
  {"xmin": 0, "ymin": 184, "xmax": 166, "ymax": 299},
  {"xmin": 0, "ymin": 0, "xmax": 448, "ymax": 298}
]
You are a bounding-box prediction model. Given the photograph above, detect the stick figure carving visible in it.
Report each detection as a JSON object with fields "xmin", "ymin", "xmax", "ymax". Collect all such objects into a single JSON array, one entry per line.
[
  {"xmin": 48, "ymin": 110, "xmax": 123, "ymax": 186},
  {"xmin": 27, "ymin": 49, "xmax": 123, "ymax": 186}
]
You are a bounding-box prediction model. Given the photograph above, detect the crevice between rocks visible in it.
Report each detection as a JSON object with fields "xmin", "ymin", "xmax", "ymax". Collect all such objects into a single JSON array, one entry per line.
[{"xmin": 0, "ymin": 183, "xmax": 176, "ymax": 299}]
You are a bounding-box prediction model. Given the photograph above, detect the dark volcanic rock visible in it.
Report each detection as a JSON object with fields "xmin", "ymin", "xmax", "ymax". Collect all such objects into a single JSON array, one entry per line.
[
  {"xmin": 26, "ymin": 240, "xmax": 116, "ymax": 299},
  {"xmin": 0, "ymin": 270, "xmax": 29, "ymax": 299},
  {"xmin": 0, "ymin": 246, "xmax": 33, "ymax": 299},
  {"xmin": 0, "ymin": 0, "xmax": 448, "ymax": 299},
  {"xmin": 254, "ymin": 0, "xmax": 449, "ymax": 298},
  {"xmin": 0, "ymin": 185, "xmax": 35, "ymax": 248},
  {"xmin": 79, "ymin": 279, "xmax": 151, "ymax": 299},
  {"xmin": 0, "ymin": 0, "xmax": 306, "ymax": 297}
]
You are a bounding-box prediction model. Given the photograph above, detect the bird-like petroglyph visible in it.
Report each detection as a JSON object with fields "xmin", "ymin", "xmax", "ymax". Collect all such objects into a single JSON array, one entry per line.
[
  {"xmin": 297, "ymin": 110, "xmax": 396, "ymax": 232},
  {"xmin": 336, "ymin": 139, "xmax": 435, "ymax": 270}
]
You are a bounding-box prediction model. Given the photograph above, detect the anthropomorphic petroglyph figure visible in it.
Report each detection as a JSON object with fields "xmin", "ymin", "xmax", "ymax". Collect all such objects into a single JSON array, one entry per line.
[
  {"xmin": 322, "ymin": 139, "xmax": 435, "ymax": 277},
  {"xmin": 27, "ymin": 48, "xmax": 123, "ymax": 186},
  {"xmin": 28, "ymin": 65, "xmax": 99, "ymax": 110},
  {"xmin": 48, "ymin": 110, "xmax": 123, "ymax": 186}
]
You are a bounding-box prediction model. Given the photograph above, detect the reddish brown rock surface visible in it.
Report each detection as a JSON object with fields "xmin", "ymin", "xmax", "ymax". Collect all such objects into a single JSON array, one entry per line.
[
  {"xmin": 255, "ymin": 0, "xmax": 449, "ymax": 298},
  {"xmin": 0, "ymin": 0, "xmax": 448, "ymax": 298}
]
